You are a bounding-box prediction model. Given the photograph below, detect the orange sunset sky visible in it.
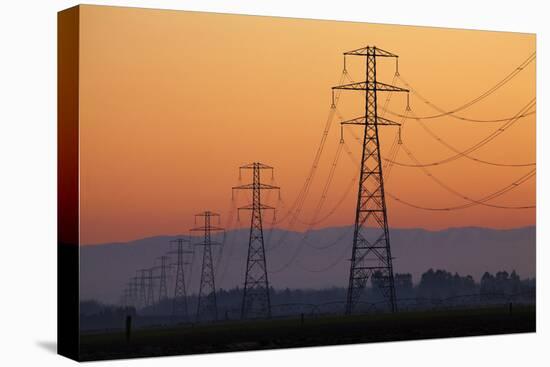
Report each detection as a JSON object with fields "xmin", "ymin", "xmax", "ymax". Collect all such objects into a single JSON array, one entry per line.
[{"xmin": 78, "ymin": 5, "xmax": 536, "ymax": 245}]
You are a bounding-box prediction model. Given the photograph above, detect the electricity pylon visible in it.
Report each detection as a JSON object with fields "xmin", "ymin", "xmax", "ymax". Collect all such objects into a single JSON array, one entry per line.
[
  {"xmin": 130, "ymin": 276, "xmax": 139, "ymax": 308},
  {"xmin": 168, "ymin": 238, "xmax": 193, "ymax": 319},
  {"xmin": 155, "ymin": 255, "xmax": 171, "ymax": 303},
  {"xmin": 191, "ymin": 211, "xmax": 224, "ymax": 322},
  {"xmin": 233, "ymin": 162, "xmax": 280, "ymax": 319},
  {"xmin": 137, "ymin": 269, "xmax": 148, "ymax": 309},
  {"xmin": 145, "ymin": 267, "xmax": 160, "ymax": 307},
  {"xmin": 333, "ymin": 46, "xmax": 409, "ymax": 314},
  {"xmin": 122, "ymin": 284, "xmax": 133, "ymax": 308}
]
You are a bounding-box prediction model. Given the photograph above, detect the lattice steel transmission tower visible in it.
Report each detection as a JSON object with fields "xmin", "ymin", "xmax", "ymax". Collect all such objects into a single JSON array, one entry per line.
[
  {"xmin": 333, "ymin": 46, "xmax": 409, "ymax": 314},
  {"xmin": 168, "ymin": 238, "xmax": 193, "ymax": 319},
  {"xmin": 233, "ymin": 162, "xmax": 280, "ymax": 319},
  {"xmin": 156, "ymin": 255, "xmax": 171, "ymax": 303},
  {"xmin": 130, "ymin": 276, "xmax": 139, "ymax": 308},
  {"xmin": 122, "ymin": 283, "xmax": 133, "ymax": 308},
  {"xmin": 191, "ymin": 211, "xmax": 224, "ymax": 322},
  {"xmin": 145, "ymin": 267, "xmax": 160, "ymax": 307},
  {"xmin": 137, "ymin": 269, "xmax": 148, "ymax": 309}
]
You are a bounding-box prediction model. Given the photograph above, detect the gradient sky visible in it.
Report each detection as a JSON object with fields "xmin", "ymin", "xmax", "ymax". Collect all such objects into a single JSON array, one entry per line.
[{"xmin": 78, "ymin": 5, "xmax": 535, "ymax": 245}]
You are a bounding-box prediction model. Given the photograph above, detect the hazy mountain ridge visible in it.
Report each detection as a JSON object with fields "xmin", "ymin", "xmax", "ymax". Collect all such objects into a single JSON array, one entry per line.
[{"xmin": 80, "ymin": 226, "xmax": 535, "ymax": 304}]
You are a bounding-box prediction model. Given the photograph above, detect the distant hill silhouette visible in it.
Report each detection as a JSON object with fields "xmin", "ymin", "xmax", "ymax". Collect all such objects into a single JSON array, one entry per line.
[{"xmin": 80, "ymin": 226, "xmax": 535, "ymax": 304}]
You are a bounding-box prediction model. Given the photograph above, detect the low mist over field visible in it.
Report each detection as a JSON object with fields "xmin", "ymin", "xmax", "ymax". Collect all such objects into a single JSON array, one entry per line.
[{"xmin": 80, "ymin": 225, "xmax": 535, "ymax": 304}]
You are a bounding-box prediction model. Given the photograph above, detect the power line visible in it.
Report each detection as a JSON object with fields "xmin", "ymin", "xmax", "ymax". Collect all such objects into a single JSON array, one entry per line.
[
  {"xmin": 264, "ymin": 52, "xmax": 534, "ymax": 232},
  {"xmin": 382, "ymin": 99, "xmax": 536, "ymax": 168},
  {"xmin": 270, "ymin": 74, "xmax": 401, "ymax": 233},
  {"xmin": 268, "ymin": 105, "xmax": 401, "ymax": 263},
  {"xmin": 386, "ymin": 168, "xmax": 535, "ymax": 211},
  {"xmin": 213, "ymin": 195, "xmax": 237, "ymax": 280},
  {"xmin": 268, "ymin": 50, "xmax": 535, "ymax": 232},
  {"xmin": 343, "ymin": 124, "xmax": 535, "ymax": 211},
  {"xmin": 398, "ymin": 142, "xmax": 536, "ymax": 209},
  {"xmin": 272, "ymin": 70, "xmax": 348, "ymax": 225},
  {"xmin": 267, "ymin": 143, "xmax": 355, "ymax": 268},
  {"xmin": 382, "ymin": 52, "xmax": 536, "ymax": 122},
  {"xmin": 297, "ymin": 238, "xmax": 350, "ymax": 273}
]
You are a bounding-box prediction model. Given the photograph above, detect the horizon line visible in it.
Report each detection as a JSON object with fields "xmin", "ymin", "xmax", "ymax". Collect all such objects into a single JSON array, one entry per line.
[{"xmin": 81, "ymin": 223, "xmax": 536, "ymax": 246}]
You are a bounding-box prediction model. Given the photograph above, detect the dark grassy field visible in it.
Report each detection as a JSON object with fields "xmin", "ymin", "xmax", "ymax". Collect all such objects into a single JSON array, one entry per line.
[{"xmin": 79, "ymin": 305, "xmax": 535, "ymax": 361}]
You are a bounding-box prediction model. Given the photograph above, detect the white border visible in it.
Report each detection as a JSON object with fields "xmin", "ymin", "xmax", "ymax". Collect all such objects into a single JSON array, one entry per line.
[{"xmin": 0, "ymin": 1, "xmax": 546, "ymax": 366}]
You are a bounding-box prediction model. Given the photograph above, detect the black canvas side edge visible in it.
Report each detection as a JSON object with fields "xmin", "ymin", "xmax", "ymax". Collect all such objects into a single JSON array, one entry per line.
[{"xmin": 57, "ymin": 5, "xmax": 80, "ymax": 361}]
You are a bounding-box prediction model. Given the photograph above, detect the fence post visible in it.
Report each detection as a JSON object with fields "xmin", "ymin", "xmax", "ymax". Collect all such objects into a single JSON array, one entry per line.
[{"xmin": 125, "ymin": 315, "xmax": 132, "ymax": 343}]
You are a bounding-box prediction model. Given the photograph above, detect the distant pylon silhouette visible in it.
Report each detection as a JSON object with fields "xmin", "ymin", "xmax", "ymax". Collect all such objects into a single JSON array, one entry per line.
[
  {"xmin": 122, "ymin": 283, "xmax": 133, "ymax": 308},
  {"xmin": 191, "ymin": 211, "xmax": 224, "ymax": 322},
  {"xmin": 333, "ymin": 46, "xmax": 409, "ymax": 314},
  {"xmin": 233, "ymin": 162, "xmax": 280, "ymax": 319},
  {"xmin": 130, "ymin": 276, "xmax": 139, "ymax": 308},
  {"xmin": 137, "ymin": 269, "xmax": 147, "ymax": 309},
  {"xmin": 168, "ymin": 238, "xmax": 193, "ymax": 319},
  {"xmin": 156, "ymin": 255, "xmax": 170, "ymax": 303},
  {"xmin": 145, "ymin": 267, "xmax": 157, "ymax": 307}
]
